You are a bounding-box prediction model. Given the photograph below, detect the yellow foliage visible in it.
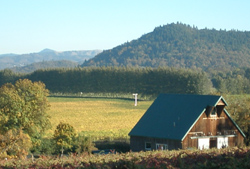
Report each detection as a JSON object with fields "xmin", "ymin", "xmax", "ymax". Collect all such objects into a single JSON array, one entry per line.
[
  {"xmin": 53, "ymin": 122, "xmax": 76, "ymax": 149},
  {"xmin": 47, "ymin": 97, "xmax": 152, "ymax": 139},
  {"xmin": 0, "ymin": 129, "xmax": 32, "ymax": 159}
]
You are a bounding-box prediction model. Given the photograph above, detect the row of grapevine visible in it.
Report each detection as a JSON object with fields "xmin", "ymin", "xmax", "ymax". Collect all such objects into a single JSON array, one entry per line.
[{"xmin": 1, "ymin": 147, "xmax": 250, "ymax": 168}]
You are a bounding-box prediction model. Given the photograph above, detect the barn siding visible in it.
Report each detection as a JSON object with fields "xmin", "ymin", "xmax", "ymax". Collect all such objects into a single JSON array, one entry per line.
[{"xmin": 182, "ymin": 110, "xmax": 244, "ymax": 149}]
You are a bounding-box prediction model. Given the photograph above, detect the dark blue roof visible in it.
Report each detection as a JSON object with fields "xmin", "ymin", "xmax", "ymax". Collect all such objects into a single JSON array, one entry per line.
[{"xmin": 129, "ymin": 94, "xmax": 231, "ymax": 140}]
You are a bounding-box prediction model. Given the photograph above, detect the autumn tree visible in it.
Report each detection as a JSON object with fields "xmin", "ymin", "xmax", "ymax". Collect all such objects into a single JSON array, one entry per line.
[
  {"xmin": 53, "ymin": 122, "xmax": 76, "ymax": 155},
  {"xmin": 0, "ymin": 129, "xmax": 32, "ymax": 159},
  {"xmin": 0, "ymin": 79, "xmax": 51, "ymax": 157}
]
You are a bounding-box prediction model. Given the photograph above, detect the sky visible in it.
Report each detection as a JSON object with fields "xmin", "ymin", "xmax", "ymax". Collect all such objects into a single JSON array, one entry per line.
[{"xmin": 1, "ymin": 0, "xmax": 250, "ymax": 55}]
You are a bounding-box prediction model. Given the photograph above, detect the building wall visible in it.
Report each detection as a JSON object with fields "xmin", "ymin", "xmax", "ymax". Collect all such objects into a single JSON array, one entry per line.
[
  {"xmin": 130, "ymin": 136, "xmax": 182, "ymax": 152},
  {"xmin": 182, "ymin": 109, "xmax": 245, "ymax": 149}
]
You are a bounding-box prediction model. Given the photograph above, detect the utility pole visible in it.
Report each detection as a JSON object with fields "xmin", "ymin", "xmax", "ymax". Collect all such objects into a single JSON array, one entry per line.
[{"xmin": 133, "ymin": 93, "xmax": 138, "ymax": 106}]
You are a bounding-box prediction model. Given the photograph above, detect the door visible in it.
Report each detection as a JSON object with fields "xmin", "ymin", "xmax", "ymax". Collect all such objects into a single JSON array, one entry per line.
[
  {"xmin": 210, "ymin": 138, "xmax": 217, "ymax": 148},
  {"xmin": 198, "ymin": 138, "xmax": 209, "ymax": 150},
  {"xmin": 217, "ymin": 137, "xmax": 228, "ymax": 149}
]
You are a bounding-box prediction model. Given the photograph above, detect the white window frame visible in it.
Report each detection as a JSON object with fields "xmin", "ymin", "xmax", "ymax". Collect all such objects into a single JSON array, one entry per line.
[
  {"xmin": 145, "ymin": 142, "xmax": 151, "ymax": 151},
  {"xmin": 156, "ymin": 143, "xmax": 168, "ymax": 150}
]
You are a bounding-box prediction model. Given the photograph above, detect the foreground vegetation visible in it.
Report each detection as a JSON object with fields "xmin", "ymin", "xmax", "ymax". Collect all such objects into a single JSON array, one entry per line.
[{"xmin": 1, "ymin": 147, "xmax": 250, "ymax": 168}]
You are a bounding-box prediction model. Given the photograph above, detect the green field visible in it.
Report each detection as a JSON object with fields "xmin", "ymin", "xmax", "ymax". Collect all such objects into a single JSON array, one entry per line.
[{"xmin": 47, "ymin": 97, "xmax": 153, "ymax": 140}]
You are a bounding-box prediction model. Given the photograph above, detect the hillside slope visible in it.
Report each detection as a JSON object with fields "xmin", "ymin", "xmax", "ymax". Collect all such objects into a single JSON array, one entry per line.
[
  {"xmin": 0, "ymin": 49, "xmax": 102, "ymax": 70},
  {"xmin": 82, "ymin": 23, "xmax": 250, "ymax": 71}
]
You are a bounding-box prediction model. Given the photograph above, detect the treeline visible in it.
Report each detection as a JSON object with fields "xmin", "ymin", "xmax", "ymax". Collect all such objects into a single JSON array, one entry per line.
[
  {"xmin": 2, "ymin": 67, "xmax": 250, "ymax": 96},
  {"xmin": 209, "ymin": 68, "xmax": 250, "ymax": 94},
  {"xmin": 0, "ymin": 67, "xmax": 211, "ymax": 95}
]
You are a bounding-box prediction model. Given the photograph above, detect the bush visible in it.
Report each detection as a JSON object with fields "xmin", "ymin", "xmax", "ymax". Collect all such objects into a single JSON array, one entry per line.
[{"xmin": 73, "ymin": 134, "xmax": 96, "ymax": 154}]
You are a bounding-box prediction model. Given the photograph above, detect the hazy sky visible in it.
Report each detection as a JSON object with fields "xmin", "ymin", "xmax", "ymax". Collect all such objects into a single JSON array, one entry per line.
[{"xmin": 1, "ymin": 0, "xmax": 249, "ymax": 54}]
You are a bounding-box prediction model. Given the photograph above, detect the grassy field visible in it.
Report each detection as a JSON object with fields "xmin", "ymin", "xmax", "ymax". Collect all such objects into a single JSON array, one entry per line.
[{"xmin": 47, "ymin": 97, "xmax": 153, "ymax": 140}]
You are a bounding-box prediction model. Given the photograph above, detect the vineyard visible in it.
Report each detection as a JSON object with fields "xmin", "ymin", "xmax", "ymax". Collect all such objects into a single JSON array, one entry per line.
[
  {"xmin": 1, "ymin": 147, "xmax": 250, "ymax": 168},
  {"xmin": 47, "ymin": 96, "xmax": 153, "ymax": 140}
]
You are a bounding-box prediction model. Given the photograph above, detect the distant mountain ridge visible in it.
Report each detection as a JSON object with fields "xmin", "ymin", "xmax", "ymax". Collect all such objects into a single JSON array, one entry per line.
[
  {"xmin": 0, "ymin": 49, "xmax": 102, "ymax": 70},
  {"xmin": 0, "ymin": 53, "xmax": 18, "ymax": 57},
  {"xmin": 10, "ymin": 60, "xmax": 79, "ymax": 73},
  {"xmin": 39, "ymin": 48, "xmax": 56, "ymax": 53},
  {"xmin": 81, "ymin": 23, "xmax": 250, "ymax": 71}
]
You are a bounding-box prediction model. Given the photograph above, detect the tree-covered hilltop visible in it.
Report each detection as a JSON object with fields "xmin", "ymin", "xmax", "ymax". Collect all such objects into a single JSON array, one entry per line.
[{"xmin": 82, "ymin": 23, "xmax": 250, "ymax": 70}]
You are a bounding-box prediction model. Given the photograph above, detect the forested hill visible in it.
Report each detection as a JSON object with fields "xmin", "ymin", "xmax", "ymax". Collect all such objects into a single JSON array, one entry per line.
[{"xmin": 81, "ymin": 23, "xmax": 250, "ymax": 71}]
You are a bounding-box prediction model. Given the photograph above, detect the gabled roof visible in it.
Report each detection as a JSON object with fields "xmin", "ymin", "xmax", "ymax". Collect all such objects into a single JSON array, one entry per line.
[{"xmin": 129, "ymin": 93, "xmax": 237, "ymax": 141}]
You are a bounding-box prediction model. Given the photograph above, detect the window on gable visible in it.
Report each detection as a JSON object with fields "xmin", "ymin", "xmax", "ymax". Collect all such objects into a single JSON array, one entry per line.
[
  {"xmin": 210, "ymin": 107, "xmax": 217, "ymax": 117},
  {"xmin": 145, "ymin": 142, "xmax": 151, "ymax": 150}
]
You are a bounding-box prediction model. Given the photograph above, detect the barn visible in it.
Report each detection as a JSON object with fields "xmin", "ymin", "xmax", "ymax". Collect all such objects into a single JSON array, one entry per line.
[{"xmin": 129, "ymin": 94, "xmax": 245, "ymax": 151}]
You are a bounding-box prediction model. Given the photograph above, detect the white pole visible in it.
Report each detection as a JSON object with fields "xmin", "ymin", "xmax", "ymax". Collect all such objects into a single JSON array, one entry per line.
[{"xmin": 133, "ymin": 93, "xmax": 138, "ymax": 106}]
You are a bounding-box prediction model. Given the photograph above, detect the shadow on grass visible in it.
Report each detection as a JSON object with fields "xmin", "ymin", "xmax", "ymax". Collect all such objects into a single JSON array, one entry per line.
[{"xmin": 94, "ymin": 139, "xmax": 130, "ymax": 153}]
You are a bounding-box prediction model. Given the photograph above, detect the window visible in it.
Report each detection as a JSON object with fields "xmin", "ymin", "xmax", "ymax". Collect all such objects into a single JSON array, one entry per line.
[
  {"xmin": 211, "ymin": 107, "xmax": 217, "ymax": 117},
  {"xmin": 156, "ymin": 143, "xmax": 168, "ymax": 150},
  {"xmin": 145, "ymin": 142, "xmax": 151, "ymax": 150}
]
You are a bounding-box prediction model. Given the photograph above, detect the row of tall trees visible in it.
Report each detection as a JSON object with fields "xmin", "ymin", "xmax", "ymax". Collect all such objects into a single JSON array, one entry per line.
[
  {"xmin": 2, "ymin": 67, "xmax": 250, "ymax": 95},
  {"xmin": 0, "ymin": 67, "xmax": 212, "ymax": 95}
]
